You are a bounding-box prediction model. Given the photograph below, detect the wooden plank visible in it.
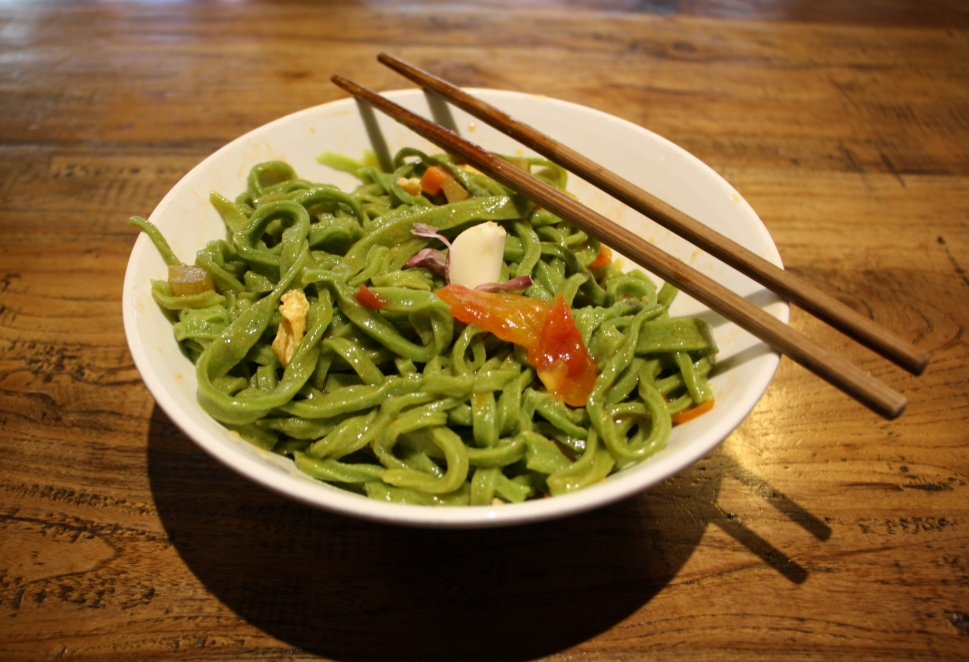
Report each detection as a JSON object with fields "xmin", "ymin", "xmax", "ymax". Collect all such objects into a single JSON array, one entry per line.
[{"xmin": 0, "ymin": 1, "xmax": 966, "ymax": 660}]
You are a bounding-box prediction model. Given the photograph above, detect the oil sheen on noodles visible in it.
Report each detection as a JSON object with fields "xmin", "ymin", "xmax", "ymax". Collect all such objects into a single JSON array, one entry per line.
[{"xmin": 131, "ymin": 147, "xmax": 717, "ymax": 507}]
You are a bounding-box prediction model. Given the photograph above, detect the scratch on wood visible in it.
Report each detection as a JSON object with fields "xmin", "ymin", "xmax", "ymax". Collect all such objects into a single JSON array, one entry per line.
[
  {"xmin": 879, "ymin": 151, "xmax": 906, "ymax": 188},
  {"xmin": 946, "ymin": 611, "xmax": 969, "ymax": 636},
  {"xmin": 837, "ymin": 143, "xmax": 874, "ymax": 190},
  {"xmin": 857, "ymin": 516, "xmax": 954, "ymax": 535},
  {"xmin": 904, "ymin": 483, "xmax": 950, "ymax": 492},
  {"xmin": 938, "ymin": 238, "xmax": 969, "ymax": 290}
]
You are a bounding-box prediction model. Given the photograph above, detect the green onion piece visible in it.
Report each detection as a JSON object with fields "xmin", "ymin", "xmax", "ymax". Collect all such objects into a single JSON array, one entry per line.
[{"xmin": 168, "ymin": 265, "xmax": 215, "ymax": 296}]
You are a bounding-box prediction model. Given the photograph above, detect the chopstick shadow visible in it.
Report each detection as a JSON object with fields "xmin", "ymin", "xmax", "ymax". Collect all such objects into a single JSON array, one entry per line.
[
  {"xmin": 147, "ymin": 408, "xmax": 825, "ymax": 660},
  {"xmin": 425, "ymin": 88, "xmax": 460, "ymax": 133},
  {"xmin": 353, "ymin": 89, "xmax": 461, "ymax": 173},
  {"xmin": 719, "ymin": 452, "xmax": 832, "ymax": 543},
  {"xmin": 704, "ymin": 452, "xmax": 831, "ymax": 585},
  {"xmin": 354, "ymin": 98, "xmax": 393, "ymax": 173}
]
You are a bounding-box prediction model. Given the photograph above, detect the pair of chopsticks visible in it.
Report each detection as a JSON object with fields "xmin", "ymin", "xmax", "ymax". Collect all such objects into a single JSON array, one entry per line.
[{"xmin": 331, "ymin": 54, "xmax": 928, "ymax": 420}]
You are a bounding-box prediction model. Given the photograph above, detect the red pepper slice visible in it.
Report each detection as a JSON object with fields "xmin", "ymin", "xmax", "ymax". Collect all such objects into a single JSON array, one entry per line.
[{"xmin": 354, "ymin": 284, "xmax": 388, "ymax": 310}]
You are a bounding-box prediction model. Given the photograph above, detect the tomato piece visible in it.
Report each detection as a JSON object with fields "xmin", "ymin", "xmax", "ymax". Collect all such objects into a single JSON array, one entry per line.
[
  {"xmin": 589, "ymin": 245, "xmax": 613, "ymax": 270},
  {"xmin": 436, "ymin": 285, "xmax": 598, "ymax": 406},
  {"xmin": 354, "ymin": 284, "xmax": 388, "ymax": 310},
  {"xmin": 528, "ymin": 295, "xmax": 598, "ymax": 407},
  {"xmin": 670, "ymin": 399, "xmax": 715, "ymax": 425},
  {"xmin": 419, "ymin": 165, "xmax": 452, "ymax": 196},
  {"xmin": 436, "ymin": 284, "xmax": 547, "ymax": 347}
]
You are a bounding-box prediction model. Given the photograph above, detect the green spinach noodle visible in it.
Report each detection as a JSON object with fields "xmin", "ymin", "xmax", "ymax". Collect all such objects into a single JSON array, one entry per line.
[{"xmin": 130, "ymin": 147, "xmax": 718, "ymax": 506}]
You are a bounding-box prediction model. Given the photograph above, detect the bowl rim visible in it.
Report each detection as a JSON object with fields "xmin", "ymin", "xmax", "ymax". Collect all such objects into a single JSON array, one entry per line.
[{"xmin": 123, "ymin": 88, "xmax": 788, "ymax": 528}]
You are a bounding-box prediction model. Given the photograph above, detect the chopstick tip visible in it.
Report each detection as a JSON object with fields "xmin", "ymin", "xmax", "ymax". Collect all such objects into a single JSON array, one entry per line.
[
  {"xmin": 331, "ymin": 73, "xmax": 354, "ymax": 94},
  {"xmin": 911, "ymin": 350, "xmax": 930, "ymax": 376}
]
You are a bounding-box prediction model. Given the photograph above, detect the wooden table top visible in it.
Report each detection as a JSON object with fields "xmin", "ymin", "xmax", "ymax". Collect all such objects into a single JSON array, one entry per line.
[{"xmin": 2, "ymin": 1, "xmax": 967, "ymax": 660}]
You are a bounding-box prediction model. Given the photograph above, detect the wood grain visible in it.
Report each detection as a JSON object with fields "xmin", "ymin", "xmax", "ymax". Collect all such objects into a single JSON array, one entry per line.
[{"xmin": 1, "ymin": 1, "xmax": 967, "ymax": 660}]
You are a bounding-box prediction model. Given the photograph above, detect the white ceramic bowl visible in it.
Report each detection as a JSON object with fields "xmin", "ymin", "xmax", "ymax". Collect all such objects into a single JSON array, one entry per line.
[{"xmin": 123, "ymin": 89, "xmax": 788, "ymax": 528}]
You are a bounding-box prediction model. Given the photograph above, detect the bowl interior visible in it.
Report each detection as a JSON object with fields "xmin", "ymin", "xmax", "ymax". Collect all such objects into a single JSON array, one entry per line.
[{"xmin": 123, "ymin": 89, "xmax": 788, "ymax": 528}]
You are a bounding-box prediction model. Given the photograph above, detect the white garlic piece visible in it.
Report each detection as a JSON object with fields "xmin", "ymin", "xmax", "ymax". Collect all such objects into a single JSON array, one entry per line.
[{"xmin": 448, "ymin": 222, "xmax": 506, "ymax": 289}]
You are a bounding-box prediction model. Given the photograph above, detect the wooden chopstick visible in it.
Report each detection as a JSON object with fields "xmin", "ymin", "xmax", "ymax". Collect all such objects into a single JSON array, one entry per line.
[
  {"xmin": 377, "ymin": 52, "xmax": 930, "ymax": 378},
  {"xmin": 330, "ymin": 73, "xmax": 908, "ymax": 420}
]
